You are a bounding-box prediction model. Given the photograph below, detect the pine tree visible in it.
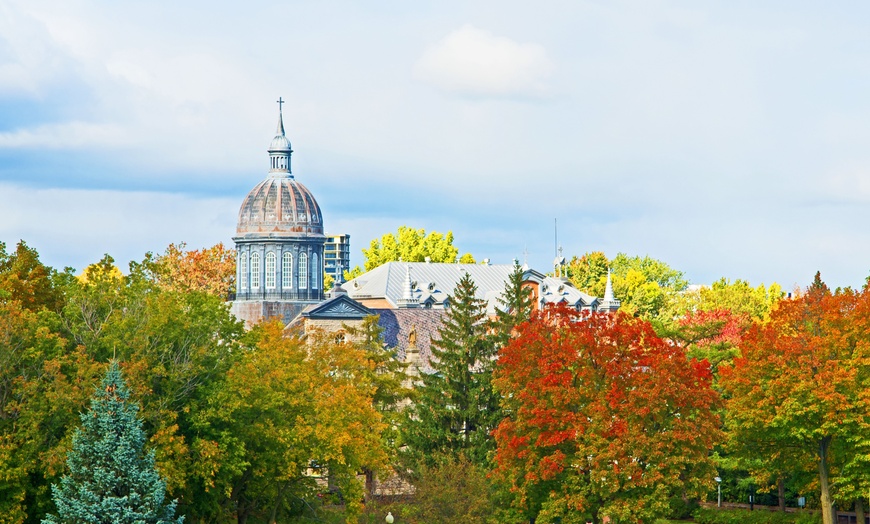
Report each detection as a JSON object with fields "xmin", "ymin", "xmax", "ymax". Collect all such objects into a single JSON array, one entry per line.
[
  {"xmin": 402, "ymin": 271, "xmax": 500, "ymax": 468},
  {"xmin": 491, "ymin": 260, "xmax": 533, "ymax": 348},
  {"xmin": 43, "ymin": 362, "xmax": 182, "ymax": 524}
]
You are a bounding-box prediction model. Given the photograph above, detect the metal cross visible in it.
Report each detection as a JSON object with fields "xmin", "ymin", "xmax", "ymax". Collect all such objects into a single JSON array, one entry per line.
[{"xmin": 276, "ymin": 97, "xmax": 284, "ymax": 111}]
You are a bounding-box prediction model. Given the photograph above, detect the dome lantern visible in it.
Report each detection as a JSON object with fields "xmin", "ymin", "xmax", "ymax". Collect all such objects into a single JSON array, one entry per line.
[{"xmin": 268, "ymin": 97, "xmax": 293, "ymax": 176}]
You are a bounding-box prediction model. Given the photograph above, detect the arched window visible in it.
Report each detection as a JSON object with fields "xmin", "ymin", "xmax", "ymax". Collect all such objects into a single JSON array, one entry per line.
[
  {"xmin": 265, "ymin": 252, "xmax": 276, "ymax": 289},
  {"xmin": 240, "ymin": 252, "xmax": 248, "ymax": 290},
  {"xmin": 282, "ymin": 252, "xmax": 293, "ymax": 289},
  {"xmin": 298, "ymin": 253, "xmax": 308, "ymax": 289},
  {"xmin": 251, "ymin": 252, "xmax": 260, "ymax": 290},
  {"xmin": 311, "ymin": 252, "xmax": 320, "ymax": 289}
]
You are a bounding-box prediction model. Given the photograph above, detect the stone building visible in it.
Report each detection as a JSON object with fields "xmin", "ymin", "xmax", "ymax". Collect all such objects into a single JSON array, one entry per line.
[{"xmin": 231, "ymin": 101, "xmax": 326, "ymax": 327}]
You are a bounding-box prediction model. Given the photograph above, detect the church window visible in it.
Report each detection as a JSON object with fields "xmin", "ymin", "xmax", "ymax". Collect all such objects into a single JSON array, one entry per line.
[
  {"xmin": 251, "ymin": 253, "xmax": 260, "ymax": 290},
  {"xmin": 282, "ymin": 252, "xmax": 293, "ymax": 289},
  {"xmin": 240, "ymin": 253, "xmax": 248, "ymax": 290},
  {"xmin": 298, "ymin": 253, "xmax": 308, "ymax": 289},
  {"xmin": 312, "ymin": 253, "xmax": 320, "ymax": 289},
  {"xmin": 265, "ymin": 252, "xmax": 276, "ymax": 289}
]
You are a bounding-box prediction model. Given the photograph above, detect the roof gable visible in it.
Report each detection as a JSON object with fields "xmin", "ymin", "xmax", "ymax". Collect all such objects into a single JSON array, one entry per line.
[{"xmin": 303, "ymin": 294, "xmax": 375, "ymax": 320}]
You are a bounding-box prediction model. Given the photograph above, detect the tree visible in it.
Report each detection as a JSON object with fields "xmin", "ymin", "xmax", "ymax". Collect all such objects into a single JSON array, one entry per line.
[
  {"xmin": 492, "ymin": 304, "xmax": 721, "ymax": 524},
  {"xmin": 189, "ymin": 321, "xmax": 386, "ymax": 523},
  {"xmin": 0, "ymin": 240, "xmax": 63, "ymax": 312},
  {"xmin": 137, "ymin": 242, "xmax": 235, "ymax": 297},
  {"xmin": 401, "ymin": 272, "xmax": 500, "ymax": 469},
  {"xmin": 43, "ymin": 362, "xmax": 181, "ymax": 524},
  {"xmin": 348, "ymin": 226, "xmax": 475, "ymax": 276},
  {"xmin": 491, "ymin": 261, "xmax": 534, "ymax": 349},
  {"xmin": 565, "ymin": 252, "xmax": 688, "ymax": 322},
  {"xmin": 720, "ymin": 274, "xmax": 870, "ymax": 524}
]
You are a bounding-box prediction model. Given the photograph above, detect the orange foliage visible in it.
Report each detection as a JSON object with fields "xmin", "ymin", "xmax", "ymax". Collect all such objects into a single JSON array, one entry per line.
[{"xmin": 493, "ymin": 304, "xmax": 722, "ymax": 523}]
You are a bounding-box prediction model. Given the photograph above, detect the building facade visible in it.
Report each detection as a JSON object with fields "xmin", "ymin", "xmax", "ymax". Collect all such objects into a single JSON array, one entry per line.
[
  {"xmin": 231, "ymin": 101, "xmax": 326, "ymax": 326},
  {"xmin": 324, "ymin": 233, "xmax": 350, "ymax": 282}
]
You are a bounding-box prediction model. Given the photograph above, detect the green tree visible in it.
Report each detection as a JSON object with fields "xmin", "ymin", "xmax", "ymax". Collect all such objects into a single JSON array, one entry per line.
[
  {"xmin": 43, "ymin": 362, "xmax": 182, "ymax": 524},
  {"xmin": 348, "ymin": 226, "xmax": 475, "ymax": 275},
  {"xmin": 401, "ymin": 272, "xmax": 499, "ymax": 469},
  {"xmin": 491, "ymin": 261, "xmax": 533, "ymax": 349}
]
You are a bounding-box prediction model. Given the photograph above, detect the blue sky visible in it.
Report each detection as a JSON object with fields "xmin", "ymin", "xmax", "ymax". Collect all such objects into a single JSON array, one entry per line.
[{"xmin": 2, "ymin": 0, "xmax": 870, "ymax": 289}]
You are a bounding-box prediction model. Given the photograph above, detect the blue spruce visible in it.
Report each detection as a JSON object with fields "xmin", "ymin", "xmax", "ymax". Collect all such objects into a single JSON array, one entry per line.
[{"xmin": 43, "ymin": 362, "xmax": 183, "ymax": 524}]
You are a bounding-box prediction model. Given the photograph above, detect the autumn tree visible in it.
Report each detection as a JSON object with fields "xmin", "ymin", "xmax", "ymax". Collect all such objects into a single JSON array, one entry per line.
[
  {"xmin": 43, "ymin": 362, "xmax": 182, "ymax": 524},
  {"xmin": 0, "ymin": 240, "xmax": 63, "ymax": 312},
  {"xmin": 189, "ymin": 321, "xmax": 386, "ymax": 523},
  {"xmin": 720, "ymin": 274, "xmax": 870, "ymax": 524},
  {"xmin": 137, "ymin": 242, "xmax": 236, "ymax": 297},
  {"xmin": 401, "ymin": 272, "xmax": 500, "ymax": 469},
  {"xmin": 493, "ymin": 304, "xmax": 721, "ymax": 524},
  {"xmin": 345, "ymin": 226, "xmax": 475, "ymax": 278}
]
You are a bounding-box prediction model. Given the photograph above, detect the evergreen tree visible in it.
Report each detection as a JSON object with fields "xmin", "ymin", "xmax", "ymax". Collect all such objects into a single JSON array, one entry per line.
[
  {"xmin": 43, "ymin": 362, "xmax": 182, "ymax": 524},
  {"xmin": 491, "ymin": 261, "xmax": 533, "ymax": 348},
  {"xmin": 401, "ymin": 271, "xmax": 500, "ymax": 468}
]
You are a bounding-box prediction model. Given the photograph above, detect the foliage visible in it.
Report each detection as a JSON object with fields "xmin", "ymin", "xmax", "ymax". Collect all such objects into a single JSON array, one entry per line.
[
  {"xmin": 720, "ymin": 273, "xmax": 870, "ymax": 524},
  {"xmin": 492, "ymin": 304, "xmax": 722, "ymax": 524},
  {"xmin": 189, "ymin": 320, "xmax": 387, "ymax": 523},
  {"xmin": 566, "ymin": 251, "xmax": 688, "ymax": 321},
  {"xmin": 0, "ymin": 240, "xmax": 63, "ymax": 312},
  {"xmin": 403, "ymin": 453, "xmax": 498, "ymax": 524},
  {"xmin": 42, "ymin": 362, "xmax": 182, "ymax": 524},
  {"xmin": 401, "ymin": 271, "xmax": 500, "ymax": 469},
  {"xmin": 137, "ymin": 242, "xmax": 236, "ymax": 297},
  {"xmin": 354, "ymin": 226, "xmax": 474, "ymax": 274},
  {"xmin": 491, "ymin": 260, "xmax": 534, "ymax": 349},
  {"xmin": 680, "ymin": 278, "xmax": 784, "ymax": 321}
]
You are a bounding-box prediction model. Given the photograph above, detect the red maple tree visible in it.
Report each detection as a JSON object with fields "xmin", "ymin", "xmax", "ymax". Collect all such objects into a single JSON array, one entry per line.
[{"xmin": 493, "ymin": 304, "xmax": 721, "ymax": 524}]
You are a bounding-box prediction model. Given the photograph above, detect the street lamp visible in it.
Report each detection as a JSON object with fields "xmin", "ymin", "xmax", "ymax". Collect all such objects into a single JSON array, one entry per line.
[
  {"xmin": 385, "ymin": 511, "xmax": 394, "ymax": 523},
  {"xmin": 715, "ymin": 477, "xmax": 722, "ymax": 508}
]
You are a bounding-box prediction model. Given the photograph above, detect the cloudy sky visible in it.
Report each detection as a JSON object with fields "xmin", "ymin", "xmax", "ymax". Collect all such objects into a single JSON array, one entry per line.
[{"xmin": 2, "ymin": 0, "xmax": 870, "ymax": 289}]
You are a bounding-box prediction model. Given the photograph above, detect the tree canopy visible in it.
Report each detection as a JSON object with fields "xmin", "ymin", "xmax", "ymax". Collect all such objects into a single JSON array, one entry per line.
[{"xmin": 345, "ymin": 226, "xmax": 475, "ymax": 279}]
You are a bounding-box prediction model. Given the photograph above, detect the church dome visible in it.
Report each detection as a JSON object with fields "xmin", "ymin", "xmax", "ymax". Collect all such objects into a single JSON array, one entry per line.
[
  {"xmin": 236, "ymin": 175, "xmax": 324, "ymax": 238},
  {"xmin": 235, "ymin": 99, "xmax": 324, "ymax": 239}
]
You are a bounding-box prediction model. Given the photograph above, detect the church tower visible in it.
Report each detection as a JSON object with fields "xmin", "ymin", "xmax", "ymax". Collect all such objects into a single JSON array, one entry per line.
[{"xmin": 231, "ymin": 99, "xmax": 327, "ymax": 327}]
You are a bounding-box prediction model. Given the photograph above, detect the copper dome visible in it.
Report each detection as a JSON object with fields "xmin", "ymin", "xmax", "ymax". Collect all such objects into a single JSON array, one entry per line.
[{"xmin": 236, "ymin": 176, "xmax": 324, "ymax": 238}]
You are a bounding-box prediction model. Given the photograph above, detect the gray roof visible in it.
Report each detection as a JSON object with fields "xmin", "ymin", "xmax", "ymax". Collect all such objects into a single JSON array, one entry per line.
[{"xmin": 345, "ymin": 261, "xmax": 602, "ymax": 313}]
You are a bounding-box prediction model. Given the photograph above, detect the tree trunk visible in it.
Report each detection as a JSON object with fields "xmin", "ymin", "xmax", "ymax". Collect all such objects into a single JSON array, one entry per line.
[
  {"xmin": 778, "ymin": 477, "xmax": 786, "ymax": 512},
  {"xmin": 364, "ymin": 468, "xmax": 375, "ymax": 502},
  {"xmin": 269, "ymin": 482, "xmax": 288, "ymax": 524},
  {"xmin": 818, "ymin": 437, "xmax": 835, "ymax": 524},
  {"xmin": 856, "ymin": 498, "xmax": 865, "ymax": 524}
]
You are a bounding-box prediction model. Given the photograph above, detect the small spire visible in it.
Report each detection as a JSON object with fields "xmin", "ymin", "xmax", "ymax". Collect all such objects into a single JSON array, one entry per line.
[
  {"xmin": 268, "ymin": 97, "xmax": 293, "ymax": 176},
  {"xmin": 604, "ymin": 269, "xmax": 614, "ymax": 302},
  {"xmin": 397, "ymin": 265, "xmax": 419, "ymax": 308}
]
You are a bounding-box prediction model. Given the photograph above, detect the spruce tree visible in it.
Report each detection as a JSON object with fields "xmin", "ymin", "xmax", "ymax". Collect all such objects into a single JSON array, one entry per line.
[
  {"xmin": 491, "ymin": 260, "xmax": 533, "ymax": 348},
  {"xmin": 402, "ymin": 271, "xmax": 500, "ymax": 468},
  {"xmin": 43, "ymin": 362, "xmax": 182, "ymax": 524}
]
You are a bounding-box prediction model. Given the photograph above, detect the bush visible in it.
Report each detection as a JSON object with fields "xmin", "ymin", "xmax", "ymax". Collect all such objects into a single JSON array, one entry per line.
[{"xmin": 668, "ymin": 497, "xmax": 701, "ymax": 519}]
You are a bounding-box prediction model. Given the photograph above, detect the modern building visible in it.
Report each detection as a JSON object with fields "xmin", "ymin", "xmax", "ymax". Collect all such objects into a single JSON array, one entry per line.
[
  {"xmin": 324, "ymin": 233, "xmax": 350, "ymax": 283},
  {"xmin": 231, "ymin": 100, "xmax": 326, "ymax": 327}
]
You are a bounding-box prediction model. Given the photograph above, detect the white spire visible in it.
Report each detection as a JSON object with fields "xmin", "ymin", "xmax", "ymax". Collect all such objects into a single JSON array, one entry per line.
[
  {"xmin": 604, "ymin": 269, "xmax": 614, "ymax": 302},
  {"xmin": 601, "ymin": 268, "xmax": 620, "ymax": 312},
  {"xmin": 397, "ymin": 265, "xmax": 419, "ymax": 308}
]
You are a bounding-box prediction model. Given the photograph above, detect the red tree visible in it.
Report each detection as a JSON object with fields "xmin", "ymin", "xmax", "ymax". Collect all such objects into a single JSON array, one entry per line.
[{"xmin": 493, "ymin": 304, "xmax": 721, "ymax": 524}]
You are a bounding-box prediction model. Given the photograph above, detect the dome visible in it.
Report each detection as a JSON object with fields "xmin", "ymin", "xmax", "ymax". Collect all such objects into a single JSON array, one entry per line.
[
  {"xmin": 269, "ymin": 133, "xmax": 292, "ymax": 152},
  {"xmin": 236, "ymin": 177, "xmax": 324, "ymax": 238}
]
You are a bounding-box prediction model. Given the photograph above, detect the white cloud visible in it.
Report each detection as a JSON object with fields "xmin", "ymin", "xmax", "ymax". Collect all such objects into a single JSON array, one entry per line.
[
  {"xmin": 0, "ymin": 121, "xmax": 130, "ymax": 149},
  {"xmin": 414, "ymin": 25, "xmax": 554, "ymax": 98}
]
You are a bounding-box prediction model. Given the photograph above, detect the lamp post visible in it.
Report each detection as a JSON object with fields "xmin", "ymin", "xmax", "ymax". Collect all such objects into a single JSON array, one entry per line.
[
  {"xmin": 385, "ymin": 511, "xmax": 394, "ymax": 523},
  {"xmin": 715, "ymin": 477, "xmax": 722, "ymax": 508}
]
